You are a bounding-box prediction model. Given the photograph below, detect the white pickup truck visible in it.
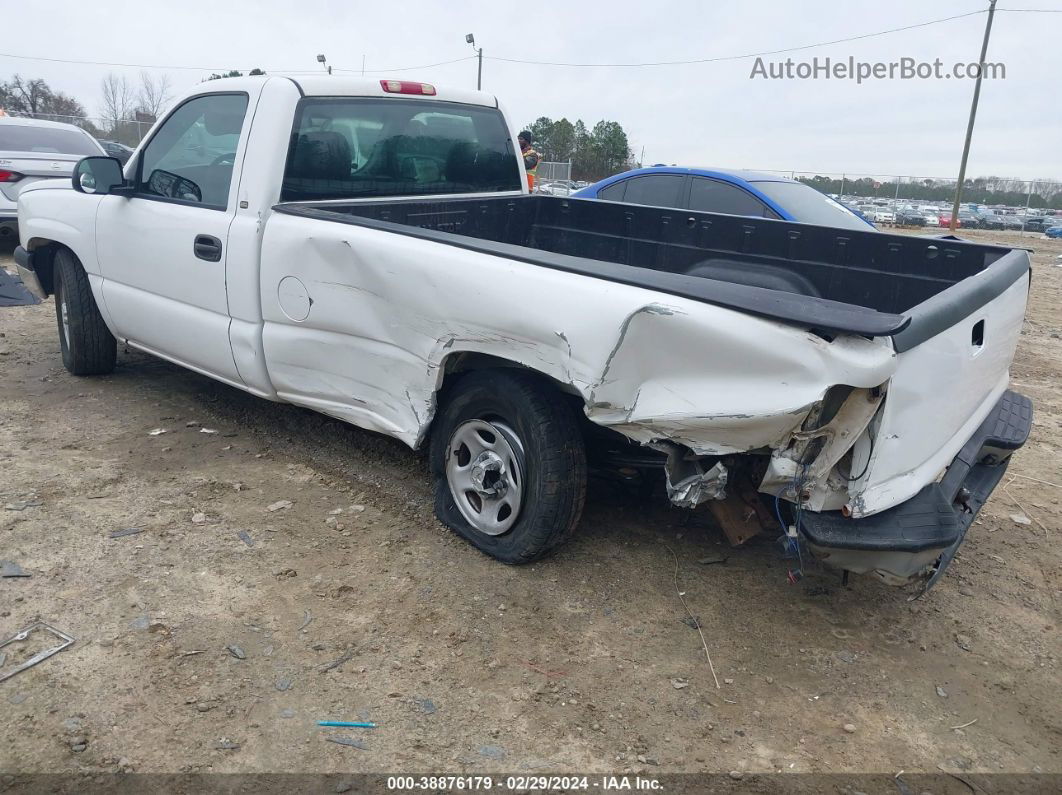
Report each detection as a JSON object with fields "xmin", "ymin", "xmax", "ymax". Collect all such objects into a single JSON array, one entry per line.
[{"xmin": 15, "ymin": 75, "xmax": 1032, "ymax": 589}]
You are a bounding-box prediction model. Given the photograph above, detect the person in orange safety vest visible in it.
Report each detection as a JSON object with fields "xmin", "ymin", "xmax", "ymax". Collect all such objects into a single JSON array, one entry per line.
[{"xmin": 518, "ymin": 130, "xmax": 541, "ymax": 191}]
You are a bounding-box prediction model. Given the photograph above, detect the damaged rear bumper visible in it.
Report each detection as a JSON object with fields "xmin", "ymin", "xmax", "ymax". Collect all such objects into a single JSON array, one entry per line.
[{"xmin": 798, "ymin": 389, "xmax": 1032, "ymax": 584}]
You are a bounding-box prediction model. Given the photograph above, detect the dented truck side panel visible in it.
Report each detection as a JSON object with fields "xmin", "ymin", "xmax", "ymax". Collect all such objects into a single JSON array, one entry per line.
[{"xmin": 258, "ymin": 212, "xmax": 899, "ymax": 462}]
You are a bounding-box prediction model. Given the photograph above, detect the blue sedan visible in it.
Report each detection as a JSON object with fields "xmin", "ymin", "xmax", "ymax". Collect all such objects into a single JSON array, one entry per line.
[{"xmin": 571, "ymin": 167, "xmax": 874, "ymax": 231}]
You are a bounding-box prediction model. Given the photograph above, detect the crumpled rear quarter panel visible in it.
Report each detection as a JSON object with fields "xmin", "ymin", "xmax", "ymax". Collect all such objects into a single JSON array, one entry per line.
[{"xmin": 259, "ymin": 213, "xmax": 898, "ymax": 454}]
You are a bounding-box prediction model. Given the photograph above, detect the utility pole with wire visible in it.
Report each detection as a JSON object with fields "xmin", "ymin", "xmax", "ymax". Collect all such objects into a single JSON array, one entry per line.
[
  {"xmin": 466, "ymin": 33, "xmax": 483, "ymax": 90},
  {"xmin": 950, "ymin": 0, "xmax": 997, "ymax": 231},
  {"xmin": 316, "ymin": 54, "xmax": 331, "ymax": 75}
]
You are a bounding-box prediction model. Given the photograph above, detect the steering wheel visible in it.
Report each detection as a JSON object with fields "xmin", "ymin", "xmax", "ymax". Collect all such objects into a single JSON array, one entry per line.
[{"xmin": 211, "ymin": 152, "xmax": 237, "ymax": 166}]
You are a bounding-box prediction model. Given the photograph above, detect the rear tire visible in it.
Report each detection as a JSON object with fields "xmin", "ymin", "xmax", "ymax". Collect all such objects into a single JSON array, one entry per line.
[
  {"xmin": 54, "ymin": 248, "xmax": 117, "ymax": 376},
  {"xmin": 430, "ymin": 369, "xmax": 587, "ymax": 564}
]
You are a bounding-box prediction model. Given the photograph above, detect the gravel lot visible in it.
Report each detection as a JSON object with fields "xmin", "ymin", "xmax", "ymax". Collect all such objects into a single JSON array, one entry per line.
[{"xmin": 0, "ymin": 230, "xmax": 1059, "ymax": 782}]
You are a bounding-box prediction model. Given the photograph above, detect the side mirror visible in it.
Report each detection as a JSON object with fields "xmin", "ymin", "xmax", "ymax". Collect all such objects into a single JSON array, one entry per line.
[
  {"xmin": 72, "ymin": 156, "xmax": 130, "ymax": 196},
  {"xmin": 145, "ymin": 169, "xmax": 202, "ymax": 203}
]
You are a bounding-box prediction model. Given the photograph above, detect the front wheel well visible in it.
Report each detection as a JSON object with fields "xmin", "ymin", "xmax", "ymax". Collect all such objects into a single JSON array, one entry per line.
[{"xmin": 24, "ymin": 239, "xmax": 62, "ymax": 296}]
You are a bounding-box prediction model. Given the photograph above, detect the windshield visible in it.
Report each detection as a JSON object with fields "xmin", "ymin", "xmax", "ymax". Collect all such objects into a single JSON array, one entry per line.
[
  {"xmin": 750, "ymin": 180, "xmax": 872, "ymax": 230},
  {"xmin": 0, "ymin": 123, "xmax": 101, "ymax": 156},
  {"xmin": 281, "ymin": 98, "xmax": 522, "ymax": 202}
]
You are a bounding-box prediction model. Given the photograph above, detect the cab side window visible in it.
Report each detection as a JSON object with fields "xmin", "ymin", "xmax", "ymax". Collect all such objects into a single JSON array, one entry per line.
[{"xmin": 137, "ymin": 93, "xmax": 249, "ymax": 210}]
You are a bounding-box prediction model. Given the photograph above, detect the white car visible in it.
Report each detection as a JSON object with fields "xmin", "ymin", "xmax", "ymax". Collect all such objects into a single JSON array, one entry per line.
[
  {"xmin": 545, "ymin": 180, "xmax": 577, "ymax": 197},
  {"xmin": 0, "ymin": 116, "xmax": 104, "ymax": 241},
  {"xmin": 15, "ymin": 75, "xmax": 1032, "ymax": 589}
]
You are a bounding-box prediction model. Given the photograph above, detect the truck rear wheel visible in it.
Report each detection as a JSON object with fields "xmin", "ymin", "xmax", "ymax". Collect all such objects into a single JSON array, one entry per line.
[
  {"xmin": 430, "ymin": 369, "xmax": 587, "ymax": 564},
  {"xmin": 54, "ymin": 248, "xmax": 117, "ymax": 376}
]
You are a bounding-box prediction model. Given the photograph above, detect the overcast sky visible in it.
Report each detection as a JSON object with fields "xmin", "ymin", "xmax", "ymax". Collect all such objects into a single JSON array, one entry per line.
[{"xmin": 5, "ymin": 0, "xmax": 1060, "ymax": 180}]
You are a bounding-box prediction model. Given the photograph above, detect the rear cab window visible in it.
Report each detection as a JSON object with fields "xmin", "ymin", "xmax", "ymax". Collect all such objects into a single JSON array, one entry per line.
[
  {"xmin": 0, "ymin": 124, "xmax": 100, "ymax": 156},
  {"xmin": 281, "ymin": 98, "xmax": 522, "ymax": 201}
]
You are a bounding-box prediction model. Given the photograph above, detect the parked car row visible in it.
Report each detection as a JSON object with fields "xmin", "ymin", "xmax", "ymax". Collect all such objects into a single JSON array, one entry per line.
[{"xmin": 841, "ymin": 194, "xmax": 1060, "ymax": 231}]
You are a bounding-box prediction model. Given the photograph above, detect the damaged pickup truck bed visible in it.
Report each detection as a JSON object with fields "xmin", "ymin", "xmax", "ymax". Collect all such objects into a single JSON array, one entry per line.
[{"xmin": 15, "ymin": 74, "xmax": 1032, "ymax": 587}]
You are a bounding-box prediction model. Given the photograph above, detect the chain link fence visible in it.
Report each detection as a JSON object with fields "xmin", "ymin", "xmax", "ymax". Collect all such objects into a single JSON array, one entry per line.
[{"xmin": 533, "ymin": 161, "xmax": 573, "ymax": 194}]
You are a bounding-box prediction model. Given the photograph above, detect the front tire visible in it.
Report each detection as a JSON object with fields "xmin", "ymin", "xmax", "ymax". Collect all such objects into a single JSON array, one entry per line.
[
  {"xmin": 54, "ymin": 248, "xmax": 117, "ymax": 376},
  {"xmin": 430, "ymin": 369, "xmax": 587, "ymax": 564}
]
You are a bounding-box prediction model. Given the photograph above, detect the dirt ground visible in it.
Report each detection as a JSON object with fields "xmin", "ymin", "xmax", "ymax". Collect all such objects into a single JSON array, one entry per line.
[{"xmin": 0, "ymin": 229, "xmax": 1059, "ymax": 783}]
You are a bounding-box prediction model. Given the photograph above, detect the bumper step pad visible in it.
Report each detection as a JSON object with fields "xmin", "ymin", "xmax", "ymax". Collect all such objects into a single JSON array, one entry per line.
[{"xmin": 798, "ymin": 389, "xmax": 1032, "ymax": 582}]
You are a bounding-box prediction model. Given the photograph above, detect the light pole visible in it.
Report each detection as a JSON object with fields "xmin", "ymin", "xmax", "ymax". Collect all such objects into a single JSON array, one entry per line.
[
  {"xmin": 316, "ymin": 54, "xmax": 331, "ymax": 75},
  {"xmin": 466, "ymin": 34, "xmax": 483, "ymax": 90},
  {"xmin": 949, "ymin": 0, "xmax": 997, "ymax": 231}
]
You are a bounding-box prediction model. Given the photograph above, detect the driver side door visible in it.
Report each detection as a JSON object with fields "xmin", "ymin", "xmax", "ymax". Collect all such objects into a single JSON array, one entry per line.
[{"xmin": 96, "ymin": 91, "xmax": 255, "ymax": 385}]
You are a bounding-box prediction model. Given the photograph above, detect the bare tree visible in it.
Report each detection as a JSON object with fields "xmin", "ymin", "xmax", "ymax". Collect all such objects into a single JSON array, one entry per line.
[
  {"xmin": 136, "ymin": 71, "xmax": 172, "ymax": 119},
  {"xmin": 2, "ymin": 74, "xmax": 52, "ymax": 115},
  {"xmin": 100, "ymin": 73, "xmax": 134, "ymax": 133}
]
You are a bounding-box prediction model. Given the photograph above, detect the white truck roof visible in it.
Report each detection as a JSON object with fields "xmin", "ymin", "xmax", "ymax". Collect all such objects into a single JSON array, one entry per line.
[{"xmin": 203, "ymin": 74, "xmax": 498, "ymax": 108}]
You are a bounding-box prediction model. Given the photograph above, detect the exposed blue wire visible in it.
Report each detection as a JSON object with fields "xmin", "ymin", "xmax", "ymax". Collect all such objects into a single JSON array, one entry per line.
[
  {"xmin": 776, "ymin": 474, "xmax": 808, "ymax": 579},
  {"xmin": 774, "ymin": 494, "xmax": 787, "ymax": 534}
]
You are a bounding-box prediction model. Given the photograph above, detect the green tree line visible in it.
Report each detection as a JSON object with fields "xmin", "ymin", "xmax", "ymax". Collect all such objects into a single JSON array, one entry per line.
[
  {"xmin": 799, "ymin": 175, "xmax": 1062, "ymax": 210},
  {"xmin": 524, "ymin": 116, "xmax": 636, "ymax": 181}
]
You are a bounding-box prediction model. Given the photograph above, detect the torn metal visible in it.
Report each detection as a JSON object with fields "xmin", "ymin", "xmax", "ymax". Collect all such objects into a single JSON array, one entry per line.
[
  {"xmin": 664, "ymin": 447, "xmax": 727, "ymax": 509},
  {"xmin": 760, "ymin": 385, "xmax": 886, "ymax": 513}
]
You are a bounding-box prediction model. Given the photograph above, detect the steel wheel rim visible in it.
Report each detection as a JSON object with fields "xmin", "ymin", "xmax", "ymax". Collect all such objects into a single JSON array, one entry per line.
[{"xmin": 445, "ymin": 418, "xmax": 525, "ymax": 536}]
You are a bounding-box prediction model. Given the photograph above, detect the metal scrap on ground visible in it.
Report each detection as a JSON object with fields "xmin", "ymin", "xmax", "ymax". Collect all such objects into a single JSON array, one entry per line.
[
  {"xmin": 109, "ymin": 527, "xmax": 144, "ymax": 539},
  {"xmin": 0, "ymin": 560, "xmax": 30, "ymax": 577},
  {"xmin": 324, "ymin": 736, "xmax": 367, "ymax": 750},
  {"xmin": 0, "ymin": 622, "xmax": 75, "ymax": 683}
]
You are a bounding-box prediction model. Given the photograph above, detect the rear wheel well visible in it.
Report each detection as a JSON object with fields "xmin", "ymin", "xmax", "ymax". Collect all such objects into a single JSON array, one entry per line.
[
  {"xmin": 428, "ymin": 353, "xmax": 583, "ymax": 445},
  {"xmin": 432, "ymin": 352, "xmax": 657, "ymax": 467},
  {"xmin": 437, "ymin": 352, "xmax": 581, "ymax": 402}
]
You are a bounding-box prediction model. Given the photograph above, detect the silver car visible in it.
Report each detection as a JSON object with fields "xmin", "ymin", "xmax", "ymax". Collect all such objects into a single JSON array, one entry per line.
[{"xmin": 0, "ymin": 116, "xmax": 105, "ymax": 241}]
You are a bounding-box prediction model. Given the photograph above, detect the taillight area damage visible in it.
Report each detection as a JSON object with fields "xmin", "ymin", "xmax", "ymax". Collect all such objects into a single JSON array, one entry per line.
[
  {"xmin": 578, "ymin": 301, "xmax": 932, "ymax": 581},
  {"xmin": 581, "ymin": 301, "xmax": 895, "ymax": 507},
  {"xmin": 758, "ymin": 384, "xmax": 885, "ymax": 513},
  {"xmin": 648, "ymin": 385, "xmax": 886, "ymax": 530}
]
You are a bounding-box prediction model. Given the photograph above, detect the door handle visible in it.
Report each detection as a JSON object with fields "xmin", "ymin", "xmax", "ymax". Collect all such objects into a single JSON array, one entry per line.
[{"xmin": 193, "ymin": 234, "xmax": 223, "ymax": 262}]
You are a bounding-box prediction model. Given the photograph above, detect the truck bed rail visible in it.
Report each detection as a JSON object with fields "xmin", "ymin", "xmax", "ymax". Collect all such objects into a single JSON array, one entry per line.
[{"xmin": 274, "ymin": 195, "xmax": 1028, "ymax": 342}]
